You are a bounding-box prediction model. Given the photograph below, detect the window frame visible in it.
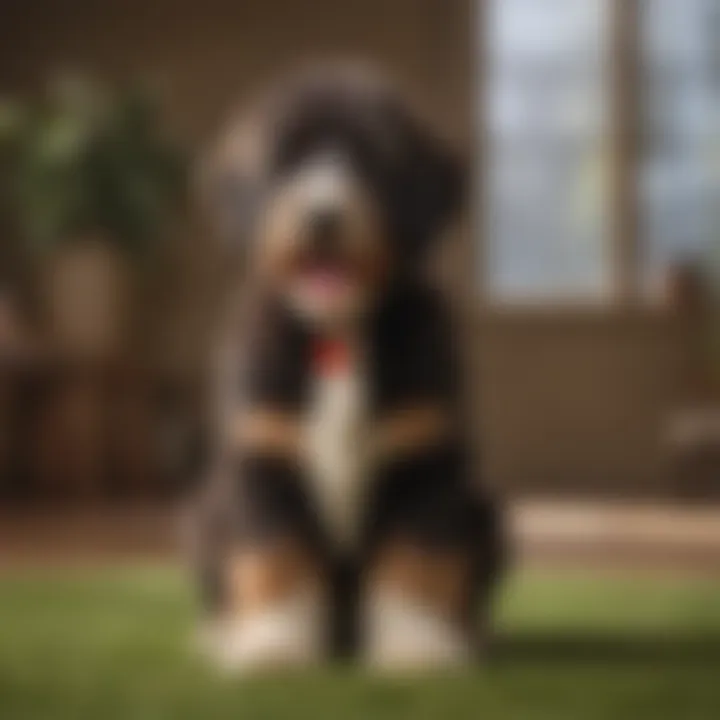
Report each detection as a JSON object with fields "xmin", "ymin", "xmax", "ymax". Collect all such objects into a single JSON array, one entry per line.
[{"xmin": 477, "ymin": 0, "xmax": 647, "ymax": 312}]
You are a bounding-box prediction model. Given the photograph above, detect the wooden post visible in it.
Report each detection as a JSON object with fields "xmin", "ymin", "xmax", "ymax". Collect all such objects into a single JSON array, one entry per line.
[{"xmin": 610, "ymin": 0, "xmax": 641, "ymax": 304}]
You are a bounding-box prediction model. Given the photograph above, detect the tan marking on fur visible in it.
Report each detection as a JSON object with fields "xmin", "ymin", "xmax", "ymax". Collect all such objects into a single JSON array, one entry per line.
[
  {"xmin": 373, "ymin": 405, "xmax": 450, "ymax": 463},
  {"xmin": 234, "ymin": 409, "xmax": 302, "ymax": 460},
  {"xmin": 370, "ymin": 542, "xmax": 470, "ymax": 621},
  {"xmin": 226, "ymin": 541, "xmax": 320, "ymax": 619}
]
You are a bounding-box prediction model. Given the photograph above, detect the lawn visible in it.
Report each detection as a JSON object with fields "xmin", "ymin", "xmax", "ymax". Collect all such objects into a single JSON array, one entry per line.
[{"xmin": 1, "ymin": 565, "xmax": 719, "ymax": 720}]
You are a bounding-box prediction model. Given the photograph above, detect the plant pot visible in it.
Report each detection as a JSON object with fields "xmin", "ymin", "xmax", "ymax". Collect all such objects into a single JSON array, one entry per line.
[{"xmin": 42, "ymin": 237, "xmax": 133, "ymax": 361}]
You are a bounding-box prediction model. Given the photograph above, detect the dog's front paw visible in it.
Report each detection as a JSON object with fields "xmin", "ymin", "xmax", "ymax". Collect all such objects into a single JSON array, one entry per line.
[
  {"xmin": 207, "ymin": 594, "xmax": 323, "ymax": 673},
  {"xmin": 365, "ymin": 594, "xmax": 471, "ymax": 671}
]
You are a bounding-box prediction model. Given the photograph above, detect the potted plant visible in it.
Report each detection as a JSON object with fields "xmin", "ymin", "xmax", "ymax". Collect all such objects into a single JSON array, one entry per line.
[{"xmin": 0, "ymin": 75, "xmax": 186, "ymax": 360}]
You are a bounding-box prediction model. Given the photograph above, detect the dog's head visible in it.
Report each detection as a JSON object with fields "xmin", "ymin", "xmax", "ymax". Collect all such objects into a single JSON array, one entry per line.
[{"xmin": 203, "ymin": 64, "xmax": 464, "ymax": 327}]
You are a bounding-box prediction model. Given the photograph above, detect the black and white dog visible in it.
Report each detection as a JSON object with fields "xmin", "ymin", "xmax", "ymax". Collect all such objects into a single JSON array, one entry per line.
[{"xmin": 194, "ymin": 65, "xmax": 504, "ymax": 671}]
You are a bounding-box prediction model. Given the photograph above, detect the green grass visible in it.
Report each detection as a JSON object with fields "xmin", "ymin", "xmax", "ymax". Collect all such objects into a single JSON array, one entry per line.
[{"xmin": 1, "ymin": 566, "xmax": 719, "ymax": 720}]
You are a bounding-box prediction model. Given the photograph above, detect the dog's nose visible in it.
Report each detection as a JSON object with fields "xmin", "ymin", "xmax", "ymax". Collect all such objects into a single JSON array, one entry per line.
[{"xmin": 307, "ymin": 207, "xmax": 343, "ymax": 253}]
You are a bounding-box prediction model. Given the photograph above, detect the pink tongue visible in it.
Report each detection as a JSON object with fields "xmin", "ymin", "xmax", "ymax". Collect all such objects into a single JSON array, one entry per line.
[{"xmin": 303, "ymin": 268, "xmax": 349, "ymax": 294}]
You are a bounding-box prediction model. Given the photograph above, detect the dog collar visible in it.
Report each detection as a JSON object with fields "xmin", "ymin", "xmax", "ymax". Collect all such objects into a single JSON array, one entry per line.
[{"xmin": 311, "ymin": 337, "xmax": 352, "ymax": 375}]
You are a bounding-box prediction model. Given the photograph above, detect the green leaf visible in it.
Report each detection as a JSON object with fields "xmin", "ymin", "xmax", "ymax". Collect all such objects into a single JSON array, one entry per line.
[{"xmin": 0, "ymin": 75, "xmax": 187, "ymax": 261}]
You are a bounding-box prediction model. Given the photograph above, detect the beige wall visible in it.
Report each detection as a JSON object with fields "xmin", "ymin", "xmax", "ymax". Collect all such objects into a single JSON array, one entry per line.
[{"xmin": 0, "ymin": 0, "xmax": 696, "ymax": 497}]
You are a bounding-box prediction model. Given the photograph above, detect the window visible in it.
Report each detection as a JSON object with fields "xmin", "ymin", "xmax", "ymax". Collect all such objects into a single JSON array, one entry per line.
[
  {"xmin": 483, "ymin": 0, "xmax": 720, "ymax": 303},
  {"xmin": 486, "ymin": 0, "xmax": 611, "ymax": 300},
  {"xmin": 640, "ymin": 0, "xmax": 720, "ymax": 296}
]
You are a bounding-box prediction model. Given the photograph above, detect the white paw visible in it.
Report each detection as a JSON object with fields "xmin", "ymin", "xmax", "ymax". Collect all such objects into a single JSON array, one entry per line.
[
  {"xmin": 206, "ymin": 594, "xmax": 323, "ymax": 673},
  {"xmin": 365, "ymin": 593, "xmax": 471, "ymax": 671}
]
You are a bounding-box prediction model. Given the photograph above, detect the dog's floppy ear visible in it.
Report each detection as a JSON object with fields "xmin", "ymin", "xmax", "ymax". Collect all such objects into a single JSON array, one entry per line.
[
  {"xmin": 197, "ymin": 109, "xmax": 267, "ymax": 249},
  {"xmin": 393, "ymin": 104, "xmax": 466, "ymax": 253}
]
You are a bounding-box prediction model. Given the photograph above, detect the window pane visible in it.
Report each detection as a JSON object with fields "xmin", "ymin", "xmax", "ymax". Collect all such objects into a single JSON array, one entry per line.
[
  {"xmin": 486, "ymin": 0, "xmax": 611, "ymax": 300},
  {"xmin": 640, "ymin": 0, "xmax": 720, "ymax": 295}
]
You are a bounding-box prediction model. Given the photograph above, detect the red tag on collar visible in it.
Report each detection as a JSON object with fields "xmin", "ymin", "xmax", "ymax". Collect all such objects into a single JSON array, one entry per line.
[{"xmin": 312, "ymin": 337, "xmax": 351, "ymax": 375}]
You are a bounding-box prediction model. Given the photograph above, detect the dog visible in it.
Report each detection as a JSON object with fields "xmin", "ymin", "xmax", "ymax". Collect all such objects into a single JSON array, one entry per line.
[{"xmin": 192, "ymin": 64, "xmax": 504, "ymax": 671}]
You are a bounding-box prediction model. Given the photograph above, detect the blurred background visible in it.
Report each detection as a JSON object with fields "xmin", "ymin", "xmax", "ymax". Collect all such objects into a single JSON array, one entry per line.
[{"xmin": 0, "ymin": 0, "xmax": 719, "ymax": 717}]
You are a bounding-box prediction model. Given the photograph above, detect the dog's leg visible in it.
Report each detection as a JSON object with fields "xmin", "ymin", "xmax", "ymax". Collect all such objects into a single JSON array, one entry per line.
[
  {"xmin": 364, "ymin": 541, "xmax": 472, "ymax": 670},
  {"xmin": 212, "ymin": 540, "xmax": 325, "ymax": 672}
]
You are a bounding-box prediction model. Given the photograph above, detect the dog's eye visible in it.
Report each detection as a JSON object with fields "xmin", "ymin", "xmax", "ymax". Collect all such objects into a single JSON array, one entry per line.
[
  {"xmin": 273, "ymin": 120, "xmax": 327, "ymax": 172},
  {"xmin": 273, "ymin": 137, "xmax": 301, "ymax": 172}
]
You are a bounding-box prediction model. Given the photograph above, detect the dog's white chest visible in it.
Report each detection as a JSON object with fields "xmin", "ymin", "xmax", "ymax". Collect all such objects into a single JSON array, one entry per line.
[{"xmin": 304, "ymin": 347, "xmax": 369, "ymax": 551}]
